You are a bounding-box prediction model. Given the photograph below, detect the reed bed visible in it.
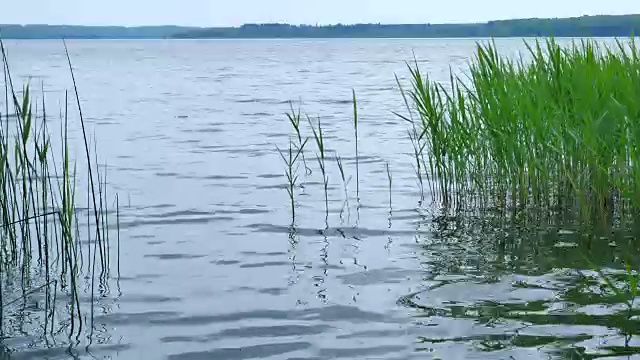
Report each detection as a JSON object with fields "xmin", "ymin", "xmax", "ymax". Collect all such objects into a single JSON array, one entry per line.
[
  {"xmin": 281, "ymin": 95, "xmax": 361, "ymax": 229},
  {"xmin": 274, "ymin": 37, "xmax": 640, "ymax": 354},
  {"xmin": 279, "ymin": 38, "xmax": 640, "ymax": 224},
  {"xmin": 402, "ymin": 37, "xmax": 640, "ymax": 219},
  {"xmin": 0, "ymin": 40, "xmax": 118, "ymax": 348}
]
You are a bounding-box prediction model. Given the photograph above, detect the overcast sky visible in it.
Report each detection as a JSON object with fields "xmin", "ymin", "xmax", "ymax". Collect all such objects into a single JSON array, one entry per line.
[{"xmin": 2, "ymin": 0, "xmax": 640, "ymax": 27}]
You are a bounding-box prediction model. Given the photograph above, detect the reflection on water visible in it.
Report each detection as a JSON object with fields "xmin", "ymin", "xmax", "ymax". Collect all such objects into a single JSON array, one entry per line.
[
  {"xmin": 402, "ymin": 208, "xmax": 640, "ymax": 359},
  {"xmin": 0, "ymin": 38, "xmax": 636, "ymax": 359}
]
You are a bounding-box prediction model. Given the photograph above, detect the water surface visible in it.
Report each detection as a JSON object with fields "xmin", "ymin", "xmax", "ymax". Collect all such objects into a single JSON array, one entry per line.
[{"xmin": 1, "ymin": 38, "xmax": 636, "ymax": 360}]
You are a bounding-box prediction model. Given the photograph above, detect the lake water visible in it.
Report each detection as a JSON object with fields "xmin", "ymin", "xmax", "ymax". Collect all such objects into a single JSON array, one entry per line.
[{"xmin": 1, "ymin": 38, "xmax": 639, "ymax": 360}]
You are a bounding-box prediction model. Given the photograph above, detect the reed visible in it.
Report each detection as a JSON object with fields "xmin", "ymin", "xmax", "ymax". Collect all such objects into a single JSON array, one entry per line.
[
  {"xmin": 0, "ymin": 39, "xmax": 119, "ymax": 348},
  {"xmin": 352, "ymin": 90, "xmax": 360, "ymax": 202},
  {"xmin": 276, "ymin": 139, "xmax": 306, "ymax": 225},
  {"xmin": 408, "ymin": 129, "xmax": 425, "ymax": 201},
  {"xmin": 335, "ymin": 153, "xmax": 351, "ymax": 220},
  {"xmin": 395, "ymin": 74, "xmax": 427, "ymax": 202},
  {"xmin": 116, "ymin": 193, "xmax": 120, "ymax": 277},
  {"xmin": 309, "ymin": 116, "xmax": 329, "ymax": 224},
  {"xmin": 592, "ymin": 260, "xmax": 640, "ymax": 346},
  {"xmin": 386, "ymin": 161, "xmax": 392, "ymax": 212},
  {"xmin": 286, "ymin": 102, "xmax": 311, "ymax": 175},
  {"xmin": 406, "ymin": 37, "xmax": 640, "ymax": 218}
]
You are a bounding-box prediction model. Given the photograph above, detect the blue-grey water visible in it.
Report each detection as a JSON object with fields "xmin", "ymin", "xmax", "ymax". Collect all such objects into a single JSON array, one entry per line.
[{"xmin": 1, "ymin": 38, "xmax": 637, "ymax": 360}]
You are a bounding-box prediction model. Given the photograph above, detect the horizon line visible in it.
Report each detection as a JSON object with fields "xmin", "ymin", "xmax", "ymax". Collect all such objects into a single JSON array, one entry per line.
[{"xmin": 3, "ymin": 13, "xmax": 639, "ymax": 29}]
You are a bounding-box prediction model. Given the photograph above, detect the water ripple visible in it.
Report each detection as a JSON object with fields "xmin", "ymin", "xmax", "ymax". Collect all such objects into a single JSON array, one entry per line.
[
  {"xmin": 168, "ymin": 342, "xmax": 313, "ymax": 360},
  {"xmin": 162, "ymin": 325, "xmax": 331, "ymax": 344}
]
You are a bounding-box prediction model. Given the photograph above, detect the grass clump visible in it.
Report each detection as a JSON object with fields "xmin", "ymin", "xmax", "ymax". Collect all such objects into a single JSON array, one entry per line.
[
  {"xmin": 280, "ymin": 93, "xmax": 362, "ymax": 229},
  {"xmin": 0, "ymin": 39, "xmax": 118, "ymax": 349},
  {"xmin": 405, "ymin": 37, "xmax": 640, "ymax": 218}
]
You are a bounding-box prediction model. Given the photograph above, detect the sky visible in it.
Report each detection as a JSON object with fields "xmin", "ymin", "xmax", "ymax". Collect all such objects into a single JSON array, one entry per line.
[{"xmin": 2, "ymin": 0, "xmax": 640, "ymax": 27}]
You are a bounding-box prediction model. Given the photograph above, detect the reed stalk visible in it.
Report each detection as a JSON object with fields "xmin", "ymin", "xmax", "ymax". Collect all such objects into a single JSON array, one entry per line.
[
  {"xmin": 309, "ymin": 116, "xmax": 329, "ymax": 225},
  {"xmin": 386, "ymin": 162, "xmax": 392, "ymax": 212},
  {"xmin": 352, "ymin": 90, "xmax": 359, "ymax": 202},
  {"xmin": 335, "ymin": 153, "xmax": 351, "ymax": 221},
  {"xmin": 286, "ymin": 103, "xmax": 311, "ymax": 175},
  {"xmin": 276, "ymin": 139, "xmax": 306, "ymax": 225}
]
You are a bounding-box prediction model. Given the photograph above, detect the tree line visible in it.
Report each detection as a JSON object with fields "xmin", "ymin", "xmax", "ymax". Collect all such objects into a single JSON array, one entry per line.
[{"xmin": 2, "ymin": 14, "xmax": 639, "ymax": 39}]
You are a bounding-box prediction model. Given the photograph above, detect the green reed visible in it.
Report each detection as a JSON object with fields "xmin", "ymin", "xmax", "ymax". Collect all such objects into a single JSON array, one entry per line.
[
  {"xmin": 395, "ymin": 74, "xmax": 427, "ymax": 201},
  {"xmin": 0, "ymin": 39, "xmax": 118, "ymax": 347},
  {"xmin": 276, "ymin": 139, "xmax": 306, "ymax": 224},
  {"xmin": 335, "ymin": 153, "xmax": 351, "ymax": 220},
  {"xmin": 408, "ymin": 129, "xmax": 425, "ymax": 201},
  {"xmin": 309, "ymin": 116, "xmax": 329, "ymax": 223},
  {"xmin": 352, "ymin": 90, "xmax": 360, "ymax": 202},
  {"xmin": 286, "ymin": 102, "xmax": 311, "ymax": 175},
  {"xmin": 386, "ymin": 162, "xmax": 392, "ymax": 212},
  {"xmin": 591, "ymin": 260, "xmax": 640, "ymax": 347},
  {"xmin": 335, "ymin": 154, "xmax": 347, "ymax": 196},
  {"xmin": 405, "ymin": 37, "xmax": 640, "ymax": 218}
]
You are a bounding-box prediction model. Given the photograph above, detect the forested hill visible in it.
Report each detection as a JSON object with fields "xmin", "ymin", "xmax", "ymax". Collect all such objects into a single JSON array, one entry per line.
[
  {"xmin": 0, "ymin": 25, "xmax": 196, "ymax": 39},
  {"xmin": 3, "ymin": 14, "xmax": 640, "ymax": 39},
  {"xmin": 174, "ymin": 15, "xmax": 640, "ymax": 38}
]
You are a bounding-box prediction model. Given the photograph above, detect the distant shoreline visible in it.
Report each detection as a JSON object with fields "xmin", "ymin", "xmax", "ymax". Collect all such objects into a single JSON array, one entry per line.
[
  {"xmin": 1, "ymin": 36, "xmax": 631, "ymax": 41},
  {"xmin": 2, "ymin": 14, "xmax": 640, "ymax": 39}
]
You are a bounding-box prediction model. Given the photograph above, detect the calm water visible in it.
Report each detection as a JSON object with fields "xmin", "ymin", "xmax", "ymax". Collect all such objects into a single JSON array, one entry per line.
[{"xmin": 1, "ymin": 38, "xmax": 638, "ymax": 360}]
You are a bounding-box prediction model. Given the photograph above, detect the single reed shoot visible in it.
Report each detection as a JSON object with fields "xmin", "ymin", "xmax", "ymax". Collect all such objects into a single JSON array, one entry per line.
[
  {"xmin": 335, "ymin": 153, "xmax": 351, "ymax": 220},
  {"xmin": 309, "ymin": 116, "xmax": 329, "ymax": 223},
  {"xmin": 286, "ymin": 103, "xmax": 311, "ymax": 175},
  {"xmin": 352, "ymin": 90, "xmax": 360, "ymax": 202},
  {"xmin": 277, "ymin": 139, "xmax": 306, "ymax": 224},
  {"xmin": 386, "ymin": 161, "xmax": 392, "ymax": 212}
]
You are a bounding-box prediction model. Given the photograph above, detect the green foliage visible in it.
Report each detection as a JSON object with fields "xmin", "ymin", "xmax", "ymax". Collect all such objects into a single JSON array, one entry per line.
[
  {"xmin": 405, "ymin": 37, "xmax": 640, "ymax": 218},
  {"xmin": 174, "ymin": 15, "xmax": 640, "ymax": 39}
]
